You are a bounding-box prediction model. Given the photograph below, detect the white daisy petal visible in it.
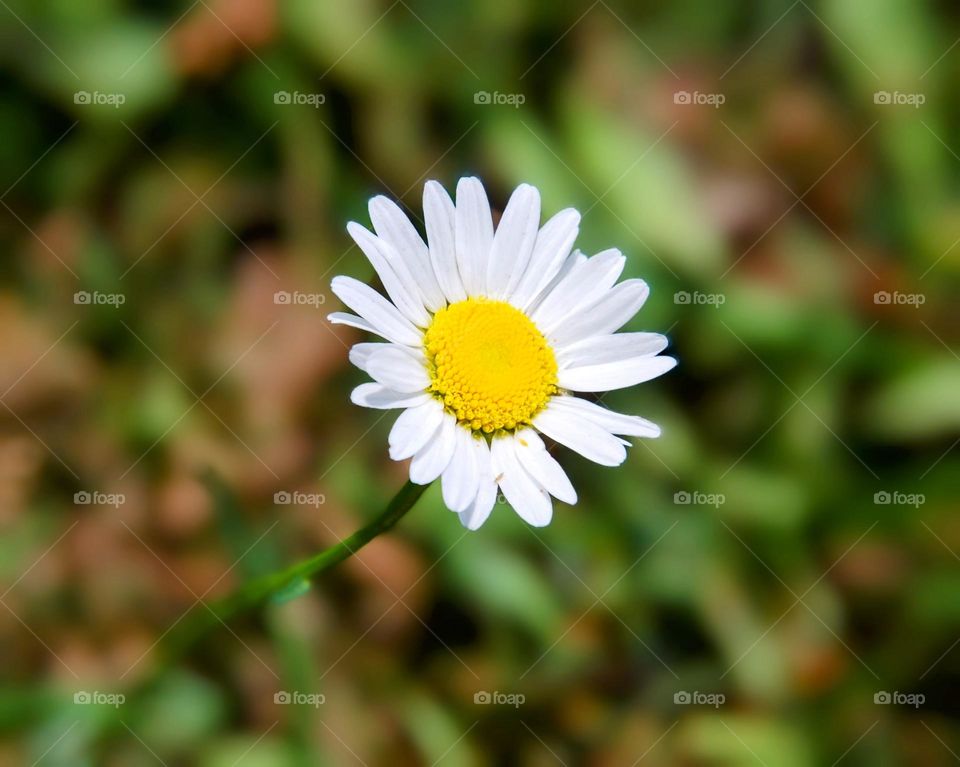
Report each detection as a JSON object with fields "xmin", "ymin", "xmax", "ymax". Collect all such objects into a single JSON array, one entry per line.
[
  {"xmin": 549, "ymin": 278, "xmax": 650, "ymax": 347},
  {"xmin": 512, "ymin": 429, "xmax": 577, "ymax": 504},
  {"xmin": 533, "ymin": 401, "xmax": 628, "ymax": 467},
  {"xmin": 556, "ymin": 332, "xmax": 669, "ymax": 367},
  {"xmin": 526, "ymin": 249, "xmax": 587, "ymax": 314},
  {"xmin": 458, "ymin": 440, "xmax": 497, "ymax": 530},
  {"xmin": 348, "ymin": 342, "xmax": 389, "ymax": 372},
  {"xmin": 532, "ymin": 249, "xmax": 626, "ymax": 333},
  {"xmin": 423, "ymin": 180, "xmax": 467, "ymax": 304},
  {"xmin": 558, "ymin": 355, "xmax": 677, "ymax": 392},
  {"xmin": 347, "ymin": 222, "xmax": 430, "ymax": 327},
  {"xmin": 487, "ymin": 184, "xmax": 541, "ymax": 299},
  {"xmin": 389, "ymin": 400, "xmax": 445, "ymax": 460},
  {"xmin": 330, "ymin": 276, "xmax": 423, "ymax": 347},
  {"xmin": 458, "ymin": 485, "xmax": 497, "ymax": 530},
  {"xmin": 353, "ymin": 340, "xmax": 425, "ymax": 367},
  {"xmin": 327, "ymin": 311, "xmax": 378, "ymax": 336},
  {"xmin": 548, "ymin": 395, "xmax": 662, "ymax": 438},
  {"xmin": 369, "ymin": 195, "xmax": 446, "ymax": 312},
  {"xmin": 366, "ymin": 346, "xmax": 430, "ymax": 392},
  {"xmin": 409, "ymin": 414, "xmax": 457, "ymax": 484},
  {"xmin": 510, "ymin": 208, "xmax": 580, "ymax": 309},
  {"xmin": 441, "ymin": 427, "xmax": 481, "ymax": 513},
  {"xmin": 491, "ymin": 435, "xmax": 552, "ymax": 527},
  {"xmin": 455, "ymin": 177, "xmax": 494, "ymax": 296},
  {"xmin": 350, "ymin": 383, "xmax": 430, "ymax": 410}
]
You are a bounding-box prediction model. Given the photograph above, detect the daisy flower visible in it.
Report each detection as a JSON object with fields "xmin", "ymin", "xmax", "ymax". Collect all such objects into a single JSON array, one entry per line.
[{"xmin": 328, "ymin": 178, "xmax": 676, "ymax": 530}]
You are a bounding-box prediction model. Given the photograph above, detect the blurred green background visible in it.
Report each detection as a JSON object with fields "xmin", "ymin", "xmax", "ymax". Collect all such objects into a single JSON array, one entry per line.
[{"xmin": 1, "ymin": 0, "xmax": 959, "ymax": 764}]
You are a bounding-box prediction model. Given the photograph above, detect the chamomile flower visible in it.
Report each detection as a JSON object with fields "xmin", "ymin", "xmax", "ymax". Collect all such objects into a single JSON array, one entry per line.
[{"xmin": 329, "ymin": 178, "xmax": 675, "ymax": 530}]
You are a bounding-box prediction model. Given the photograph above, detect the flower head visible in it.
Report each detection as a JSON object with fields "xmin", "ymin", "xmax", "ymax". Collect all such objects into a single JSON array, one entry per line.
[{"xmin": 329, "ymin": 178, "xmax": 675, "ymax": 529}]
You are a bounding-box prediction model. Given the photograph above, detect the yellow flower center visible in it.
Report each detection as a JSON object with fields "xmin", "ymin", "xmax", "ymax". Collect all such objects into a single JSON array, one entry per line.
[{"xmin": 423, "ymin": 297, "xmax": 558, "ymax": 433}]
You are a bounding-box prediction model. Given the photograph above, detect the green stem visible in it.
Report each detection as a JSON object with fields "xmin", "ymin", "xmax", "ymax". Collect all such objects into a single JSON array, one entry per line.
[{"xmin": 159, "ymin": 479, "xmax": 430, "ymax": 664}]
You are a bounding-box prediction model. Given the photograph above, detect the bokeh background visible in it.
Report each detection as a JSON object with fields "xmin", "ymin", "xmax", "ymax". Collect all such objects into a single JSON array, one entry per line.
[{"xmin": 1, "ymin": 0, "xmax": 959, "ymax": 764}]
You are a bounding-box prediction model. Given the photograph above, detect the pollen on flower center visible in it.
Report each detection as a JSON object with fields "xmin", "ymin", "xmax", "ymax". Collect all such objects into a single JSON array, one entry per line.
[{"xmin": 423, "ymin": 297, "xmax": 558, "ymax": 433}]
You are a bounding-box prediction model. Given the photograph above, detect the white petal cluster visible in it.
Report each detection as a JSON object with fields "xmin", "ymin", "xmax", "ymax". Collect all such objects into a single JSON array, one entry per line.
[{"xmin": 330, "ymin": 178, "xmax": 675, "ymax": 529}]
